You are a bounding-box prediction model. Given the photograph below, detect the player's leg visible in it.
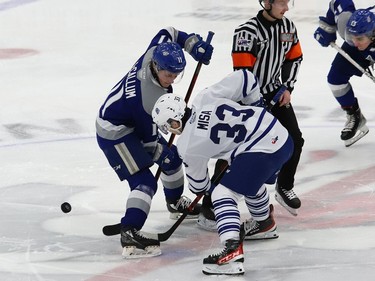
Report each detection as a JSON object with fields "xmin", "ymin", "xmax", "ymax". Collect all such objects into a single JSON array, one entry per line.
[
  {"xmin": 328, "ymin": 42, "xmax": 369, "ymax": 147},
  {"xmin": 97, "ymin": 133, "xmax": 161, "ymax": 258},
  {"xmin": 243, "ymin": 185, "xmax": 278, "ymax": 240},
  {"xmin": 271, "ymin": 104, "xmax": 304, "ymax": 215},
  {"xmin": 157, "ymin": 137, "xmax": 201, "ymax": 219},
  {"xmin": 197, "ymin": 159, "xmax": 227, "ymax": 231},
  {"xmin": 220, "ymin": 143, "xmax": 291, "ymax": 239},
  {"xmin": 202, "ymin": 184, "xmax": 244, "ymax": 276}
]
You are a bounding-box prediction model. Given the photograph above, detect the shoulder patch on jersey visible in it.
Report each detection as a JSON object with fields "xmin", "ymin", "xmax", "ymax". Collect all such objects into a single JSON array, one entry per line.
[
  {"xmin": 280, "ymin": 33, "xmax": 294, "ymax": 42},
  {"xmin": 237, "ymin": 37, "xmax": 252, "ymax": 47}
]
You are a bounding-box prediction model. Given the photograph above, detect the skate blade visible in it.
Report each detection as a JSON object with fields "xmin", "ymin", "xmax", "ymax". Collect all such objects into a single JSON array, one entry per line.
[
  {"xmin": 122, "ymin": 246, "xmax": 161, "ymax": 259},
  {"xmin": 275, "ymin": 194, "xmax": 298, "ymax": 216},
  {"xmin": 197, "ymin": 214, "xmax": 217, "ymax": 232},
  {"xmin": 202, "ymin": 261, "xmax": 244, "ymax": 276},
  {"xmin": 344, "ymin": 125, "xmax": 369, "ymax": 147},
  {"xmin": 244, "ymin": 229, "xmax": 279, "ymax": 240},
  {"xmin": 169, "ymin": 212, "xmax": 198, "ymax": 220}
]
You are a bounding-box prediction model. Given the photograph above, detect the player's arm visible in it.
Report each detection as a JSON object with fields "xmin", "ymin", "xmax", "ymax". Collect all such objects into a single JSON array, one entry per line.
[
  {"xmin": 227, "ymin": 70, "xmax": 263, "ymax": 107},
  {"xmin": 314, "ymin": 0, "xmax": 356, "ymax": 47},
  {"xmin": 282, "ymin": 37, "xmax": 303, "ymax": 93},
  {"xmin": 133, "ymin": 111, "xmax": 159, "ymax": 151},
  {"xmin": 183, "ymin": 155, "xmax": 211, "ymax": 195},
  {"xmin": 201, "ymin": 70, "xmax": 262, "ymax": 107},
  {"xmin": 231, "ymin": 24, "xmax": 258, "ymax": 71},
  {"xmin": 145, "ymin": 27, "xmax": 213, "ymax": 65}
]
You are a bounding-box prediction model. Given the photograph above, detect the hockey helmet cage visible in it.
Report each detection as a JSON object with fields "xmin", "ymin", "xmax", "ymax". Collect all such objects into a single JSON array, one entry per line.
[{"xmin": 152, "ymin": 94, "xmax": 186, "ymax": 134}]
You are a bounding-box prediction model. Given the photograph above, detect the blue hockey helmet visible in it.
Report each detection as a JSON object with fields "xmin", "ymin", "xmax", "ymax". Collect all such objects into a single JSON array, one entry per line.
[
  {"xmin": 346, "ymin": 9, "xmax": 375, "ymax": 38},
  {"xmin": 152, "ymin": 42, "xmax": 186, "ymax": 74}
]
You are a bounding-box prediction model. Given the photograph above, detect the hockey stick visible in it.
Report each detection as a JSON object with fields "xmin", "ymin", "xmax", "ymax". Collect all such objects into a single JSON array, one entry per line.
[
  {"xmin": 153, "ymin": 162, "xmax": 228, "ymax": 242},
  {"xmin": 102, "ymin": 31, "xmax": 215, "ymax": 238},
  {"xmin": 102, "ymin": 193, "xmax": 204, "ymax": 241},
  {"xmin": 153, "ymin": 30, "xmax": 215, "ymax": 180},
  {"xmin": 330, "ymin": 42, "xmax": 375, "ymax": 83}
]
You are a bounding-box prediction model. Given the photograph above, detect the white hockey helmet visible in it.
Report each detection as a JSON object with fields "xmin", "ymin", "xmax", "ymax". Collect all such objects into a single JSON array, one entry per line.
[{"xmin": 152, "ymin": 94, "xmax": 186, "ymax": 135}]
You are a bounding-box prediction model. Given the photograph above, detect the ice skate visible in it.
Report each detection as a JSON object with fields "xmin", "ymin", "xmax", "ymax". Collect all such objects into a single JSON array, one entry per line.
[
  {"xmin": 202, "ymin": 239, "xmax": 245, "ymax": 276},
  {"xmin": 121, "ymin": 227, "xmax": 161, "ymax": 258},
  {"xmin": 166, "ymin": 195, "xmax": 201, "ymax": 220},
  {"xmin": 197, "ymin": 212, "xmax": 216, "ymax": 231},
  {"xmin": 242, "ymin": 204, "xmax": 278, "ymax": 240},
  {"xmin": 341, "ymin": 106, "xmax": 369, "ymax": 147},
  {"xmin": 197, "ymin": 201, "xmax": 216, "ymax": 231},
  {"xmin": 275, "ymin": 184, "xmax": 301, "ymax": 216}
]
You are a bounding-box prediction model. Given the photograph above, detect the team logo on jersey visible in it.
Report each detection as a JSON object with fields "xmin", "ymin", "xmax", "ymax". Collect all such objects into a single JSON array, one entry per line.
[
  {"xmin": 271, "ymin": 136, "xmax": 279, "ymax": 144},
  {"xmin": 237, "ymin": 37, "xmax": 251, "ymax": 47},
  {"xmin": 280, "ymin": 33, "xmax": 294, "ymax": 42}
]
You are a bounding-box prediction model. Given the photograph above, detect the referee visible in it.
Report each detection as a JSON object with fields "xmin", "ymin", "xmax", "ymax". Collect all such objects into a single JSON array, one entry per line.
[{"xmin": 232, "ymin": 0, "xmax": 304, "ymax": 216}]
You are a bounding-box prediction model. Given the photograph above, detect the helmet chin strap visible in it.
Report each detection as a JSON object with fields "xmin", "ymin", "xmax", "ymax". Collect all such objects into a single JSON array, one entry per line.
[
  {"xmin": 150, "ymin": 62, "xmax": 172, "ymax": 90},
  {"xmin": 150, "ymin": 62, "xmax": 162, "ymax": 86}
]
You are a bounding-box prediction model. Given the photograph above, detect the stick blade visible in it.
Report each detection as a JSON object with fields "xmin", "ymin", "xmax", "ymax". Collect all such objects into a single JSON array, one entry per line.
[{"xmin": 102, "ymin": 223, "xmax": 121, "ymax": 236}]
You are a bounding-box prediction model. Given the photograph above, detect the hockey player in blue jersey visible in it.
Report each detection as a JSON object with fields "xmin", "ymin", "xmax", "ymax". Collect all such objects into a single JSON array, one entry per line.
[
  {"xmin": 96, "ymin": 27, "xmax": 213, "ymax": 258},
  {"xmin": 152, "ymin": 70, "xmax": 293, "ymax": 275},
  {"xmin": 314, "ymin": 1, "xmax": 374, "ymax": 146}
]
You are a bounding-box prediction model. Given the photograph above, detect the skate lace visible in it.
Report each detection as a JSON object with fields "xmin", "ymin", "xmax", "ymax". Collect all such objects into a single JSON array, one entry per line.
[
  {"xmin": 244, "ymin": 219, "xmax": 259, "ymax": 233},
  {"xmin": 208, "ymin": 246, "xmax": 228, "ymax": 258},
  {"xmin": 283, "ymin": 189, "xmax": 297, "ymax": 200},
  {"xmin": 175, "ymin": 195, "xmax": 192, "ymax": 210},
  {"xmin": 343, "ymin": 113, "xmax": 356, "ymax": 131},
  {"xmin": 133, "ymin": 229, "xmax": 152, "ymax": 240}
]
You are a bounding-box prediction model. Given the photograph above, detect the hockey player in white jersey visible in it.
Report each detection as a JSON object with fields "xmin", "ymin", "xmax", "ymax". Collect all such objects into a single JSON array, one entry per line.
[{"xmin": 152, "ymin": 70, "xmax": 293, "ymax": 275}]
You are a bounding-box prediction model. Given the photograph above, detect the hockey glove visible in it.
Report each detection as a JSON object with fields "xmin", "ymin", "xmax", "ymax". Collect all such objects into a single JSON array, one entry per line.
[
  {"xmin": 153, "ymin": 143, "xmax": 181, "ymax": 172},
  {"xmin": 184, "ymin": 34, "xmax": 213, "ymax": 65},
  {"xmin": 314, "ymin": 16, "xmax": 337, "ymax": 47}
]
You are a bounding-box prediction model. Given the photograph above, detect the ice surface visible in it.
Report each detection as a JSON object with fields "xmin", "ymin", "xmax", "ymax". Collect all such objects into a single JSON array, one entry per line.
[{"xmin": 1, "ymin": 0, "xmax": 374, "ymax": 280}]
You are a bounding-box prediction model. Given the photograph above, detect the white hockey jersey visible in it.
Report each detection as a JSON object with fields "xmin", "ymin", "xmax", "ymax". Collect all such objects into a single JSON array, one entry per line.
[{"xmin": 176, "ymin": 70, "xmax": 290, "ymax": 194}]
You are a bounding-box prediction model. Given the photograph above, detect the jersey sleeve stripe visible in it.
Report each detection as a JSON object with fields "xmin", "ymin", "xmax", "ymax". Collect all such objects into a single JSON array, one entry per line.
[
  {"xmin": 245, "ymin": 117, "xmax": 278, "ymax": 152},
  {"xmin": 232, "ymin": 52, "xmax": 257, "ymax": 69},
  {"xmin": 242, "ymin": 69, "xmax": 248, "ymax": 98},
  {"xmin": 285, "ymin": 41, "xmax": 303, "ymax": 60}
]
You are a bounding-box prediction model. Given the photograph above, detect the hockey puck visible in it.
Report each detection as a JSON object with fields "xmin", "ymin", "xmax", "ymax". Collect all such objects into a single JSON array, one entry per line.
[{"xmin": 61, "ymin": 202, "xmax": 72, "ymax": 213}]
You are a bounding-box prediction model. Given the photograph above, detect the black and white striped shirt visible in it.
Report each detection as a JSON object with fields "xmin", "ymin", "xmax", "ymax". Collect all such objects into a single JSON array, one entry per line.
[{"xmin": 232, "ymin": 10, "xmax": 303, "ymax": 96}]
